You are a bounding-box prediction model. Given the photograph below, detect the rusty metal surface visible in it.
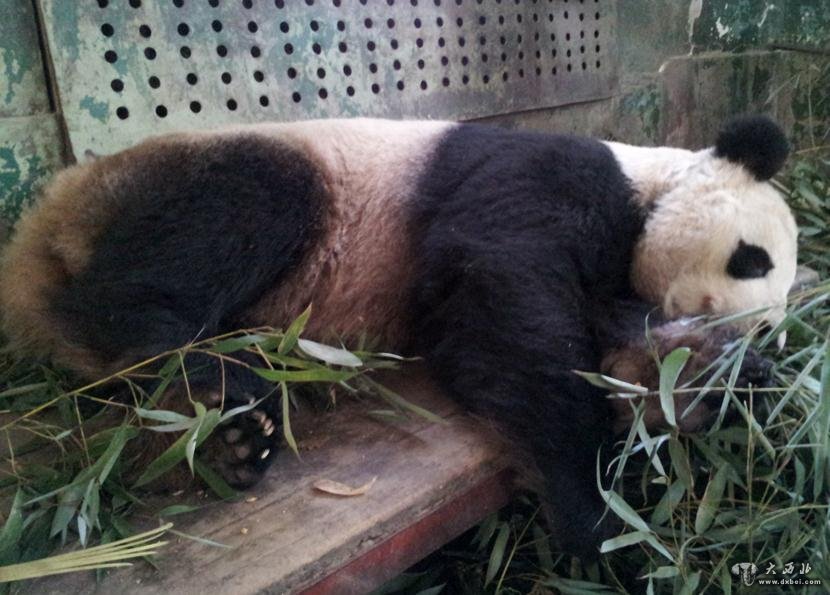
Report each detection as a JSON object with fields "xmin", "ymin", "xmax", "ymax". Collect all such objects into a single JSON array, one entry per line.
[{"xmin": 38, "ymin": 0, "xmax": 618, "ymax": 159}]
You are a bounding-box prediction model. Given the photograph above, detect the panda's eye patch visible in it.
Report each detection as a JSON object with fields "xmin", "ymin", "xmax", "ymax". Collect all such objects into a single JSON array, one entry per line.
[{"xmin": 726, "ymin": 240, "xmax": 774, "ymax": 279}]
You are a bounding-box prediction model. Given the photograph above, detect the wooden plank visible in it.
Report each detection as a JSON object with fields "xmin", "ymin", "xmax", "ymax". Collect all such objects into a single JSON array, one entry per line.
[
  {"xmin": 301, "ymin": 469, "xmax": 513, "ymax": 595},
  {"xmin": 36, "ymin": 369, "xmax": 511, "ymax": 595}
]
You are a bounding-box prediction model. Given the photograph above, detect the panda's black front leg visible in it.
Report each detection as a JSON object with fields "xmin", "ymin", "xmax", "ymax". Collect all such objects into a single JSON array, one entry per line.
[{"xmin": 413, "ymin": 257, "xmax": 622, "ymax": 559}]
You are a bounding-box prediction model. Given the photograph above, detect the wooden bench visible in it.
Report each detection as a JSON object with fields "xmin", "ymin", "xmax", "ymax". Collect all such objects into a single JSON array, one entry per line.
[{"xmin": 38, "ymin": 370, "xmax": 513, "ymax": 595}]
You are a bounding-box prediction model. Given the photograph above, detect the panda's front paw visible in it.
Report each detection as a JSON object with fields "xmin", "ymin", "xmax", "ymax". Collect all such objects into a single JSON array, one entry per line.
[
  {"xmin": 733, "ymin": 347, "xmax": 773, "ymax": 389},
  {"xmin": 201, "ymin": 394, "xmax": 281, "ymax": 489},
  {"xmin": 602, "ymin": 321, "xmax": 775, "ymax": 433}
]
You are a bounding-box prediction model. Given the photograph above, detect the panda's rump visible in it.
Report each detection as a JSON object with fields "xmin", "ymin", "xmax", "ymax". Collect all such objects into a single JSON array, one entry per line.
[{"xmin": 0, "ymin": 131, "xmax": 327, "ymax": 375}]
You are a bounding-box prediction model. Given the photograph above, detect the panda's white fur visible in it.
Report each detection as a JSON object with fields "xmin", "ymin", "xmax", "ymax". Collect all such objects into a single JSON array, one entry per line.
[
  {"xmin": 235, "ymin": 119, "xmax": 456, "ymax": 344},
  {"xmin": 606, "ymin": 141, "xmax": 798, "ymax": 331}
]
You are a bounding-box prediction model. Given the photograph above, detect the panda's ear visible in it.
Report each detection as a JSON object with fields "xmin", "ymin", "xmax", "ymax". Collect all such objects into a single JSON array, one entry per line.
[{"xmin": 714, "ymin": 115, "xmax": 789, "ymax": 181}]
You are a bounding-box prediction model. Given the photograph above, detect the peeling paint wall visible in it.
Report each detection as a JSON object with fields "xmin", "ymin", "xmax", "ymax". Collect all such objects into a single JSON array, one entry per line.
[
  {"xmin": 691, "ymin": 0, "xmax": 830, "ymax": 51},
  {"xmin": 0, "ymin": 1, "xmax": 64, "ymax": 230}
]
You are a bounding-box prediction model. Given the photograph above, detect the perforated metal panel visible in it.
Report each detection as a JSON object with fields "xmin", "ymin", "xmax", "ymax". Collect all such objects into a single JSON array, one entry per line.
[{"xmin": 39, "ymin": 0, "xmax": 618, "ymax": 158}]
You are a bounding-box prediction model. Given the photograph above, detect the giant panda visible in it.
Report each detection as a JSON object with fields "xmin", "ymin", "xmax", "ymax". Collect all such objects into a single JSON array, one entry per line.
[{"xmin": 0, "ymin": 115, "xmax": 796, "ymax": 559}]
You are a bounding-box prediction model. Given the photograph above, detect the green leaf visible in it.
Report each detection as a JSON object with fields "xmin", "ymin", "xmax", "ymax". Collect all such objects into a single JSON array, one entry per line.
[
  {"xmin": 668, "ymin": 437, "xmax": 694, "ymax": 491},
  {"xmin": 572, "ymin": 370, "xmax": 648, "ymax": 394},
  {"xmin": 641, "ymin": 566, "xmax": 680, "ymax": 579},
  {"xmin": 135, "ymin": 408, "xmax": 193, "ymax": 424},
  {"xmin": 658, "ymin": 348, "xmax": 691, "ymax": 427},
  {"xmin": 599, "ymin": 530, "xmax": 651, "ymax": 553},
  {"xmin": 147, "ymin": 355, "xmax": 182, "ymax": 408},
  {"xmin": 187, "ymin": 406, "xmax": 221, "ymax": 474},
  {"xmin": 281, "ymin": 382, "xmax": 299, "ymax": 456},
  {"xmin": 158, "ymin": 504, "xmax": 202, "ymax": 517},
  {"xmin": 651, "ymin": 481, "xmax": 686, "ymax": 526},
  {"xmin": 279, "ymin": 304, "xmax": 313, "ymax": 355},
  {"xmin": 599, "ymin": 489, "xmax": 650, "ymax": 532},
  {"xmin": 0, "ymin": 491, "xmax": 25, "ymax": 565},
  {"xmin": 252, "ymin": 367, "xmax": 359, "ymax": 383},
  {"xmin": 210, "ymin": 334, "xmax": 269, "ymax": 354},
  {"xmin": 297, "ymin": 338, "xmax": 363, "ymax": 367},
  {"xmin": 194, "ymin": 459, "xmax": 240, "ymax": 501},
  {"xmin": 484, "ymin": 522, "xmax": 510, "ymax": 586},
  {"xmin": 96, "ymin": 425, "xmax": 134, "ymax": 485},
  {"xmin": 50, "ymin": 482, "xmax": 85, "ymax": 540},
  {"xmin": 695, "ymin": 465, "xmax": 729, "ymax": 534},
  {"xmin": 0, "ymin": 382, "xmax": 49, "ymax": 399},
  {"xmin": 532, "ymin": 523, "xmax": 554, "ymax": 572},
  {"xmin": 678, "ymin": 571, "xmax": 701, "ymax": 595},
  {"xmin": 133, "ymin": 408, "xmax": 219, "ymax": 488},
  {"xmin": 220, "ymin": 396, "xmax": 267, "ymax": 423},
  {"xmin": 363, "ymin": 377, "xmax": 446, "ymax": 424},
  {"xmin": 814, "ymin": 340, "xmax": 830, "ymax": 499}
]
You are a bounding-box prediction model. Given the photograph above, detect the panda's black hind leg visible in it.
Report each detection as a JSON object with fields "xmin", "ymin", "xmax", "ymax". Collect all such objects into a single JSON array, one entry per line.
[
  {"xmin": 181, "ymin": 352, "xmax": 282, "ymax": 489},
  {"xmin": 198, "ymin": 383, "xmax": 282, "ymax": 489},
  {"xmin": 131, "ymin": 353, "xmax": 282, "ymax": 491}
]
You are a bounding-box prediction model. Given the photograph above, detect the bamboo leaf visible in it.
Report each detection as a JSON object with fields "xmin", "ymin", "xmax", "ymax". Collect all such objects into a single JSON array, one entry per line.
[
  {"xmin": 641, "ymin": 566, "xmax": 679, "ymax": 579},
  {"xmin": 252, "ymin": 367, "xmax": 359, "ymax": 383},
  {"xmin": 210, "ymin": 334, "xmax": 269, "ymax": 354},
  {"xmin": 297, "ymin": 338, "xmax": 363, "ymax": 368},
  {"xmin": 281, "ymin": 382, "xmax": 298, "ymax": 456},
  {"xmin": 0, "ymin": 524, "xmax": 171, "ymax": 582},
  {"xmin": 695, "ymin": 465, "xmax": 729, "ymax": 534},
  {"xmin": 278, "ymin": 304, "xmax": 313, "ymax": 355},
  {"xmin": 194, "ymin": 459, "xmax": 239, "ymax": 501},
  {"xmin": 668, "ymin": 438, "xmax": 694, "ymax": 491},
  {"xmin": 600, "ymin": 530, "xmax": 651, "ymax": 553},
  {"xmin": 678, "ymin": 571, "xmax": 701, "ymax": 595},
  {"xmin": 132, "ymin": 409, "xmax": 218, "ymax": 488},
  {"xmin": 651, "ymin": 481, "xmax": 686, "ymax": 526},
  {"xmin": 599, "ymin": 489, "xmax": 650, "ymax": 532},
  {"xmin": 158, "ymin": 505, "xmax": 201, "ymax": 517},
  {"xmin": 135, "ymin": 409, "xmax": 192, "ymax": 424},
  {"xmin": 0, "ymin": 491, "xmax": 24, "ymax": 566},
  {"xmin": 484, "ymin": 522, "xmax": 510, "ymax": 586},
  {"xmin": 658, "ymin": 348, "xmax": 691, "ymax": 427},
  {"xmin": 573, "ymin": 370, "xmax": 649, "ymax": 394}
]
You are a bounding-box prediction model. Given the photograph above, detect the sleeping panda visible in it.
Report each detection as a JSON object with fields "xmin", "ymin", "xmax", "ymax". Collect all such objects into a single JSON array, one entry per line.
[{"xmin": 0, "ymin": 115, "xmax": 796, "ymax": 559}]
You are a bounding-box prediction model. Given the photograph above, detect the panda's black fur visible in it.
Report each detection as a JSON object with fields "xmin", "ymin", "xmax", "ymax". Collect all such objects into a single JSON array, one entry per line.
[
  {"xmin": 409, "ymin": 127, "xmax": 647, "ymax": 553},
  {"xmin": 54, "ymin": 136, "xmax": 326, "ymax": 365},
  {"xmin": 0, "ymin": 117, "xmax": 791, "ymax": 560}
]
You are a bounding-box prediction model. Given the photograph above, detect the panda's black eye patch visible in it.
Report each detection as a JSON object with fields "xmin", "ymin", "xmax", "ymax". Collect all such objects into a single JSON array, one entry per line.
[{"xmin": 726, "ymin": 240, "xmax": 773, "ymax": 279}]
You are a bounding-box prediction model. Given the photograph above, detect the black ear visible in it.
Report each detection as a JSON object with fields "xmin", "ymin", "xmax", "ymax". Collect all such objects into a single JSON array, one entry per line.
[
  {"xmin": 714, "ymin": 115, "xmax": 789, "ymax": 181},
  {"xmin": 726, "ymin": 240, "xmax": 774, "ymax": 280}
]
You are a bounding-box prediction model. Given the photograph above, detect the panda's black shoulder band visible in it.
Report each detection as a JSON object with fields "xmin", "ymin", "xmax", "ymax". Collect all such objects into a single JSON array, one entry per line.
[{"xmin": 714, "ymin": 114, "xmax": 789, "ymax": 181}]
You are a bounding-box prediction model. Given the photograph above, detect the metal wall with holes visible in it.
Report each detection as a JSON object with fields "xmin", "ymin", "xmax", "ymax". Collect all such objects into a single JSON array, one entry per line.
[{"xmin": 38, "ymin": 0, "xmax": 618, "ymax": 158}]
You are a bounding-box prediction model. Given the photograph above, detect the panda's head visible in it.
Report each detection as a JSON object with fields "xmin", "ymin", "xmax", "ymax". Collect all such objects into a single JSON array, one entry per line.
[{"xmin": 627, "ymin": 116, "xmax": 797, "ymax": 332}]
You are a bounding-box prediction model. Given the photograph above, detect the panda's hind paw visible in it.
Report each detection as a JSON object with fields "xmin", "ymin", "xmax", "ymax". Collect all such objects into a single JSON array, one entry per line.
[{"xmin": 201, "ymin": 397, "xmax": 281, "ymax": 489}]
